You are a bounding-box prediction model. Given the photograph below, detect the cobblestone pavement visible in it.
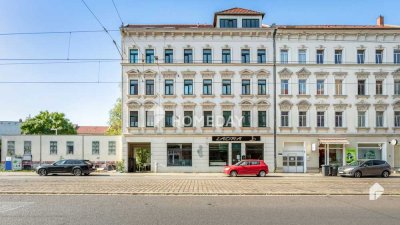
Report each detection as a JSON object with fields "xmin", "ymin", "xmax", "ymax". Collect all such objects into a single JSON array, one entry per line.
[{"xmin": 0, "ymin": 173, "xmax": 399, "ymax": 195}]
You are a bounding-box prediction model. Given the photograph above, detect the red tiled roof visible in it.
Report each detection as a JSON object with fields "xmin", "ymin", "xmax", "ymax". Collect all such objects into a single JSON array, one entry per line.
[
  {"xmin": 76, "ymin": 126, "xmax": 108, "ymax": 135},
  {"xmin": 215, "ymin": 7, "xmax": 265, "ymax": 16}
]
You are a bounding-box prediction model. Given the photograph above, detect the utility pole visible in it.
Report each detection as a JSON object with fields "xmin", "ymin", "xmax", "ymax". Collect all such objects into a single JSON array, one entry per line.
[{"xmin": 272, "ymin": 26, "xmax": 278, "ymax": 172}]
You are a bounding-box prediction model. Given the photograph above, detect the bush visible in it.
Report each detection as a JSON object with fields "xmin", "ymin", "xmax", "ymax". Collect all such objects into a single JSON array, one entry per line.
[{"xmin": 116, "ymin": 160, "xmax": 125, "ymax": 172}]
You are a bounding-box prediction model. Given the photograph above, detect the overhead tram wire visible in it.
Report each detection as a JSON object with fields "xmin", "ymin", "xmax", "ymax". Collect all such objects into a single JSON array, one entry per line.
[
  {"xmin": 111, "ymin": 0, "xmax": 124, "ymax": 26},
  {"xmin": 81, "ymin": 0, "xmax": 122, "ymax": 58},
  {"xmin": 0, "ymin": 30, "xmax": 119, "ymax": 36}
]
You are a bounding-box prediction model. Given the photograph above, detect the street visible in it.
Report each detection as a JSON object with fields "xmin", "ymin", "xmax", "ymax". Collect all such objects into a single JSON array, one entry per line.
[
  {"xmin": 0, "ymin": 195, "xmax": 399, "ymax": 225},
  {"xmin": 0, "ymin": 173, "xmax": 399, "ymax": 195}
]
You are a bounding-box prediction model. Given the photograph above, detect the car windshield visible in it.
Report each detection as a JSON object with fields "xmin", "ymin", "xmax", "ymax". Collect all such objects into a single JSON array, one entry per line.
[{"xmin": 347, "ymin": 160, "xmax": 363, "ymax": 166}]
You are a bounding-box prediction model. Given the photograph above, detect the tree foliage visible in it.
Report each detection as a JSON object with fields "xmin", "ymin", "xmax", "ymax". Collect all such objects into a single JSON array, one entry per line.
[
  {"xmin": 106, "ymin": 98, "xmax": 122, "ymax": 135},
  {"xmin": 21, "ymin": 111, "xmax": 76, "ymax": 135}
]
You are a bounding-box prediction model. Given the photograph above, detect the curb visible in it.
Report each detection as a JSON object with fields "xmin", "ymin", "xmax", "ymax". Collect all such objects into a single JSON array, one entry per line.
[{"xmin": 0, "ymin": 192, "xmax": 399, "ymax": 196}]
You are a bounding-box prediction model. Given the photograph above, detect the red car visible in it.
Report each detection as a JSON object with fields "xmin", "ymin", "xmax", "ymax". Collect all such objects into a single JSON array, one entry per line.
[{"xmin": 224, "ymin": 160, "xmax": 269, "ymax": 177}]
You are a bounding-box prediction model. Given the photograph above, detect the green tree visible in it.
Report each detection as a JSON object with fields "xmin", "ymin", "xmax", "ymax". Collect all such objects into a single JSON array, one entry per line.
[
  {"xmin": 106, "ymin": 98, "xmax": 122, "ymax": 135},
  {"xmin": 21, "ymin": 111, "xmax": 76, "ymax": 135},
  {"xmin": 135, "ymin": 148, "xmax": 150, "ymax": 170}
]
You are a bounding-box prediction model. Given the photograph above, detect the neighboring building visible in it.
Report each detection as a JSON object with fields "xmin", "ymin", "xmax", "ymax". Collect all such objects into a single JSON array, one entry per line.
[
  {"xmin": 76, "ymin": 126, "xmax": 109, "ymax": 135},
  {"xmin": 120, "ymin": 7, "xmax": 400, "ymax": 173},
  {"xmin": 0, "ymin": 121, "xmax": 21, "ymax": 161},
  {"xmin": 0, "ymin": 121, "xmax": 21, "ymax": 136},
  {"xmin": 1, "ymin": 135, "xmax": 122, "ymax": 168}
]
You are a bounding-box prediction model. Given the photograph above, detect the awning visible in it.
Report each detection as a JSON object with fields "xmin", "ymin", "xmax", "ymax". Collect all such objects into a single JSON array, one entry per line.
[{"xmin": 319, "ymin": 138, "xmax": 349, "ymax": 145}]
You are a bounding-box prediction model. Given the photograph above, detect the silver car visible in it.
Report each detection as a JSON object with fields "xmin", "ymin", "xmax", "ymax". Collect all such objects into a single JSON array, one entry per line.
[{"xmin": 338, "ymin": 160, "xmax": 392, "ymax": 178}]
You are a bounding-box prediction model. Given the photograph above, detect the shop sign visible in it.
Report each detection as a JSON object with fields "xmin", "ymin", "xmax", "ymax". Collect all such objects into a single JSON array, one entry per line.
[
  {"xmin": 345, "ymin": 148, "xmax": 357, "ymax": 164},
  {"xmin": 212, "ymin": 136, "xmax": 261, "ymax": 142}
]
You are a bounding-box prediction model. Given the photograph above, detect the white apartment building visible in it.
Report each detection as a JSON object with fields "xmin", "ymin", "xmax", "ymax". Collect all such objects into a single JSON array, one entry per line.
[{"xmin": 120, "ymin": 7, "xmax": 400, "ymax": 173}]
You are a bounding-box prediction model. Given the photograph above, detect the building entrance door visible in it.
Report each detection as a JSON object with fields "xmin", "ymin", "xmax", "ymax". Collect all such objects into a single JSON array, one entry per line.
[
  {"xmin": 394, "ymin": 145, "xmax": 400, "ymax": 169},
  {"xmin": 128, "ymin": 143, "xmax": 151, "ymax": 172},
  {"xmin": 283, "ymin": 153, "xmax": 304, "ymax": 173}
]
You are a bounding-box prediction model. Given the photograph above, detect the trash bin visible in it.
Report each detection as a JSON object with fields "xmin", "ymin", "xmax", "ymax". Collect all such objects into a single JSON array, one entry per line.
[
  {"xmin": 322, "ymin": 165, "xmax": 330, "ymax": 176},
  {"xmin": 331, "ymin": 165, "xmax": 339, "ymax": 176}
]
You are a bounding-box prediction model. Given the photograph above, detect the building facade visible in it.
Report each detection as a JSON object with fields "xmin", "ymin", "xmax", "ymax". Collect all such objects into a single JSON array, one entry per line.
[
  {"xmin": 1, "ymin": 135, "xmax": 122, "ymax": 169},
  {"xmin": 120, "ymin": 7, "xmax": 400, "ymax": 173}
]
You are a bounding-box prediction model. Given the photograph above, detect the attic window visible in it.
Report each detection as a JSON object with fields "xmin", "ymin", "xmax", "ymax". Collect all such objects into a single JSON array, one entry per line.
[{"xmin": 220, "ymin": 19, "xmax": 237, "ymax": 28}]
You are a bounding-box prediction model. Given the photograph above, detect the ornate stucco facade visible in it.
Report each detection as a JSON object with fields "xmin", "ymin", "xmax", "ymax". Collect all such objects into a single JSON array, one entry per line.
[{"xmin": 120, "ymin": 8, "xmax": 400, "ymax": 173}]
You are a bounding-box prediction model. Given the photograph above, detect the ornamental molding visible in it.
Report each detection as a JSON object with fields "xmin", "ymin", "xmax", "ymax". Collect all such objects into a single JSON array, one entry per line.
[
  {"xmin": 143, "ymin": 101, "xmax": 156, "ymax": 109},
  {"xmin": 239, "ymin": 100, "xmax": 254, "ymax": 110},
  {"xmin": 357, "ymin": 45, "xmax": 366, "ymax": 50},
  {"xmin": 222, "ymin": 44, "xmax": 230, "ymax": 49},
  {"xmin": 201, "ymin": 101, "xmax": 216, "ymax": 110},
  {"xmin": 335, "ymin": 45, "xmax": 344, "ymax": 50},
  {"xmin": 127, "ymin": 100, "xmax": 141, "ymax": 109},
  {"xmin": 256, "ymin": 100, "xmax": 270, "ymax": 110},
  {"xmin": 255, "ymin": 69, "xmax": 270, "ymax": 78},
  {"xmin": 296, "ymin": 67, "xmax": 311, "ymax": 79},
  {"xmin": 297, "ymin": 100, "xmax": 311, "ymax": 111},
  {"xmin": 356, "ymin": 71, "xmax": 370, "ymax": 79},
  {"xmin": 376, "ymin": 44, "xmax": 384, "ymax": 50},
  {"xmin": 200, "ymin": 70, "xmax": 216, "ymax": 79},
  {"xmin": 333, "ymin": 102, "xmax": 349, "ymax": 111},
  {"xmin": 392, "ymin": 68, "xmax": 400, "ymax": 78},
  {"xmin": 355, "ymin": 100, "xmax": 371, "ymax": 111},
  {"xmin": 219, "ymin": 69, "xmax": 235, "ymax": 78},
  {"xmin": 182, "ymin": 101, "xmax": 196, "ymax": 110},
  {"xmin": 393, "ymin": 100, "xmax": 400, "ymax": 110},
  {"xmin": 314, "ymin": 71, "xmax": 329, "ymax": 79},
  {"xmin": 220, "ymin": 101, "xmax": 235, "ymax": 110},
  {"xmin": 181, "ymin": 70, "xmax": 196, "ymax": 79},
  {"xmin": 143, "ymin": 69, "xmax": 157, "ymax": 78},
  {"xmin": 127, "ymin": 69, "xmax": 141, "ymax": 78},
  {"xmin": 373, "ymin": 70, "xmax": 388, "ymax": 79},
  {"xmin": 163, "ymin": 101, "xmax": 177, "ymax": 110},
  {"xmin": 161, "ymin": 70, "xmax": 177, "ymax": 79},
  {"xmin": 314, "ymin": 101, "xmax": 330, "ymax": 111},
  {"xmin": 279, "ymin": 100, "xmax": 293, "ymax": 111},
  {"xmin": 374, "ymin": 100, "xmax": 389, "ymax": 111},
  {"xmin": 239, "ymin": 69, "xmax": 254, "ymax": 79},
  {"xmin": 333, "ymin": 72, "xmax": 348, "ymax": 79},
  {"xmin": 278, "ymin": 68, "xmax": 293, "ymax": 79}
]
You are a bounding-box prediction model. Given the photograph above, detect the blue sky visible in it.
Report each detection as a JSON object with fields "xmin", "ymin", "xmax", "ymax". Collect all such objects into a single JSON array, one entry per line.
[{"xmin": 0, "ymin": 0, "xmax": 399, "ymax": 125}]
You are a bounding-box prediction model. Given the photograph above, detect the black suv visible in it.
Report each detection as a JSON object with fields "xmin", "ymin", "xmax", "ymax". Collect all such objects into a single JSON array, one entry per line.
[{"xmin": 36, "ymin": 160, "xmax": 95, "ymax": 176}]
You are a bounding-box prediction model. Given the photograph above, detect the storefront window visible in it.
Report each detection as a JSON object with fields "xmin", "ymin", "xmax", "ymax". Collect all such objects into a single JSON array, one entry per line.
[
  {"xmin": 245, "ymin": 143, "xmax": 263, "ymax": 160},
  {"xmin": 231, "ymin": 143, "xmax": 241, "ymax": 165},
  {"xmin": 167, "ymin": 144, "xmax": 192, "ymax": 166},
  {"xmin": 209, "ymin": 143, "xmax": 228, "ymax": 166},
  {"xmin": 358, "ymin": 143, "xmax": 382, "ymax": 160},
  {"xmin": 328, "ymin": 144, "xmax": 343, "ymax": 166}
]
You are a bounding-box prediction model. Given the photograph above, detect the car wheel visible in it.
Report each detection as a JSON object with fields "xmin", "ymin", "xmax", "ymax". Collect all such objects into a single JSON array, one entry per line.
[
  {"xmin": 73, "ymin": 168, "xmax": 82, "ymax": 176},
  {"xmin": 258, "ymin": 170, "xmax": 266, "ymax": 177},
  {"xmin": 354, "ymin": 171, "xmax": 362, "ymax": 178},
  {"xmin": 382, "ymin": 170, "xmax": 390, "ymax": 178},
  {"xmin": 230, "ymin": 171, "xmax": 238, "ymax": 177},
  {"xmin": 38, "ymin": 169, "xmax": 47, "ymax": 176}
]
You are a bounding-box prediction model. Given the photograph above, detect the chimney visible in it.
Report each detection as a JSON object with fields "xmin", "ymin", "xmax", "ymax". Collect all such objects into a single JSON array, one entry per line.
[{"xmin": 377, "ymin": 15, "xmax": 384, "ymax": 26}]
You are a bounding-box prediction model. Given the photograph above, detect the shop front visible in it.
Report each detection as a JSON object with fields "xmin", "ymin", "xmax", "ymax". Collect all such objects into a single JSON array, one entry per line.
[
  {"xmin": 210, "ymin": 136, "xmax": 264, "ymax": 166},
  {"xmin": 318, "ymin": 138, "xmax": 349, "ymax": 168}
]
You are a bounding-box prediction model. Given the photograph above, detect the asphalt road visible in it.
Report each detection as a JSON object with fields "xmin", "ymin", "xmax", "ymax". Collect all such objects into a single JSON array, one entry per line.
[{"xmin": 0, "ymin": 195, "xmax": 399, "ymax": 225}]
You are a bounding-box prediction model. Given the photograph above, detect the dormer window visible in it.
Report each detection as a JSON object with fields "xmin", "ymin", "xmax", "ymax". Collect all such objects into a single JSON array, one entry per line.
[
  {"xmin": 242, "ymin": 19, "xmax": 260, "ymax": 28},
  {"xmin": 220, "ymin": 19, "xmax": 237, "ymax": 28}
]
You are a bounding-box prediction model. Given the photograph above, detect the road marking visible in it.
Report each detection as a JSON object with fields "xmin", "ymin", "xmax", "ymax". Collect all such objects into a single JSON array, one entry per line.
[{"xmin": 0, "ymin": 202, "xmax": 34, "ymax": 213}]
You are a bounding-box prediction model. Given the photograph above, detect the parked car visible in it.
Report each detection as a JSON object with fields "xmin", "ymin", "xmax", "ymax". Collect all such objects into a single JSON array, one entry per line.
[
  {"xmin": 224, "ymin": 160, "xmax": 269, "ymax": 177},
  {"xmin": 338, "ymin": 160, "xmax": 392, "ymax": 178},
  {"xmin": 36, "ymin": 159, "xmax": 95, "ymax": 176}
]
